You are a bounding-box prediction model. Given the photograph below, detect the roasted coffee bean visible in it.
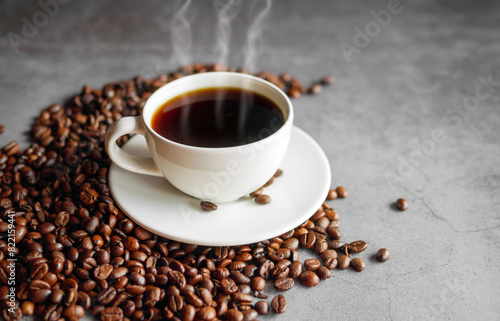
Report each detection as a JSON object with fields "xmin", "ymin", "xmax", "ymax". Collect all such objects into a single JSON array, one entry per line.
[
  {"xmin": 97, "ymin": 287, "xmax": 116, "ymax": 305},
  {"xmin": 197, "ymin": 306, "xmax": 216, "ymax": 321},
  {"xmin": 299, "ymin": 271, "xmax": 320, "ymax": 287},
  {"xmin": 313, "ymin": 238, "xmax": 328, "ymax": 254},
  {"xmin": 320, "ymin": 249, "xmax": 337, "ymax": 261},
  {"xmin": 299, "ymin": 232, "xmax": 316, "ymax": 248},
  {"xmin": 232, "ymin": 292, "xmax": 252, "ymax": 303},
  {"xmin": 328, "ymin": 240, "xmax": 344, "ymax": 250},
  {"xmin": 318, "ymin": 266, "xmax": 331, "ymax": 279},
  {"xmin": 324, "ymin": 258, "xmax": 338, "ymax": 270},
  {"xmin": 308, "ymin": 83, "xmax": 322, "ymax": 94},
  {"xmin": 289, "ymin": 261, "xmax": 303, "ymax": 279},
  {"xmin": 238, "ymin": 284, "xmax": 251, "ymax": 294},
  {"xmin": 326, "ymin": 188, "xmax": 337, "ymax": 200},
  {"xmin": 325, "ymin": 209, "xmax": 340, "ymax": 221},
  {"xmin": 250, "ymin": 276, "xmax": 266, "ymax": 291},
  {"xmin": 304, "ymin": 259, "xmax": 321, "ymax": 271},
  {"xmin": 347, "ymin": 240, "xmax": 367, "ymax": 254},
  {"xmin": 271, "ymin": 294, "xmax": 287, "ymax": 314},
  {"xmin": 350, "ymin": 258, "xmax": 366, "ymax": 272},
  {"xmin": 396, "ymin": 198, "xmax": 408, "ymax": 211},
  {"xmin": 249, "ymin": 187, "xmax": 263, "ymax": 197},
  {"xmin": 100, "ymin": 307, "xmax": 123, "ymax": 321},
  {"xmin": 336, "ymin": 186, "xmax": 348, "ymax": 198},
  {"xmin": 30, "ymin": 262, "xmax": 48, "ymax": 280},
  {"xmin": 337, "ymin": 255, "xmax": 351, "ymax": 270},
  {"xmin": 255, "ymin": 194, "xmax": 271, "ymax": 204},
  {"xmin": 326, "ymin": 225, "xmax": 341, "ymax": 240},
  {"xmin": 270, "ymin": 264, "xmax": 289, "ymax": 279},
  {"xmin": 376, "ymin": 248, "xmax": 390, "ymax": 262},
  {"xmin": 63, "ymin": 305, "xmax": 85, "ymax": 320},
  {"xmin": 274, "ymin": 277, "xmax": 294, "ymax": 291},
  {"xmin": 242, "ymin": 308, "xmax": 258, "ymax": 321},
  {"xmin": 94, "ymin": 264, "xmax": 113, "ymax": 280},
  {"xmin": 258, "ymin": 260, "xmax": 274, "ymax": 278},
  {"xmin": 282, "ymin": 237, "xmax": 299, "ymax": 250},
  {"xmin": 200, "ymin": 201, "xmax": 217, "ymax": 211},
  {"xmin": 321, "ymin": 75, "xmax": 334, "ymax": 85},
  {"xmin": 225, "ymin": 308, "xmax": 243, "ymax": 321},
  {"xmin": 255, "ymin": 300, "xmax": 268, "ymax": 315},
  {"xmin": 220, "ymin": 278, "xmax": 238, "ymax": 295}
]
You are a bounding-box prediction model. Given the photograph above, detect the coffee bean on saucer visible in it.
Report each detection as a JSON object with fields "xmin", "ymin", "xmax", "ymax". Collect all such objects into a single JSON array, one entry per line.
[
  {"xmin": 263, "ymin": 176, "xmax": 275, "ymax": 187},
  {"xmin": 396, "ymin": 198, "xmax": 408, "ymax": 211},
  {"xmin": 250, "ymin": 187, "xmax": 264, "ymax": 197},
  {"xmin": 376, "ymin": 248, "xmax": 390, "ymax": 262},
  {"xmin": 274, "ymin": 169, "xmax": 283, "ymax": 177},
  {"xmin": 336, "ymin": 186, "xmax": 348, "ymax": 198},
  {"xmin": 255, "ymin": 194, "xmax": 271, "ymax": 205},
  {"xmin": 200, "ymin": 201, "xmax": 218, "ymax": 211},
  {"xmin": 326, "ymin": 188, "xmax": 337, "ymax": 200}
]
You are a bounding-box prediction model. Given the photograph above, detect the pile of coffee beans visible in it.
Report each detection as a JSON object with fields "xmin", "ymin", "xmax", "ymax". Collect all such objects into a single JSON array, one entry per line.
[{"xmin": 0, "ymin": 63, "xmax": 386, "ymax": 321}]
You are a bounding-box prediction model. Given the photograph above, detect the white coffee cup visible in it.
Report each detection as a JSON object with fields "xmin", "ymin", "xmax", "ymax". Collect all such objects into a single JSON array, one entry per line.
[{"xmin": 105, "ymin": 72, "xmax": 294, "ymax": 203}]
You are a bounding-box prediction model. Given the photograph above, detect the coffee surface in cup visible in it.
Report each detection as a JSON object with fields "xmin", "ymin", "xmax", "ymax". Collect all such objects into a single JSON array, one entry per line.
[{"xmin": 151, "ymin": 87, "xmax": 285, "ymax": 148}]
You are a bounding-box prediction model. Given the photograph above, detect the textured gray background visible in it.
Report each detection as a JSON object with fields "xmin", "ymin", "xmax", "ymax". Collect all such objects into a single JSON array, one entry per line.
[{"xmin": 1, "ymin": 0, "xmax": 500, "ymax": 320}]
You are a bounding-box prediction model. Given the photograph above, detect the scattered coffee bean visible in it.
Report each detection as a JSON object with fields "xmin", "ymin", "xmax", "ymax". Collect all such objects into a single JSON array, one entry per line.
[
  {"xmin": 299, "ymin": 271, "xmax": 320, "ymax": 287},
  {"xmin": 255, "ymin": 300, "xmax": 268, "ymax": 315},
  {"xmin": 289, "ymin": 261, "xmax": 303, "ymax": 279},
  {"xmin": 274, "ymin": 277, "xmax": 295, "ymax": 291},
  {"xmin": 376, "ymin": 248, "xmax": 390, "ymax": 262},
  {"xmin": 326, "ymin": 225, "xmax": 341, "ymax": 240},
  {"xmin": 255, "ymin": 194, "xmax": 271, "ymax": 204},
  {"xmin": 329, "ymin": 240, "xmax": 344, "ymax": 250},
  {"xmin": 350, "ymin": 258, "xmax": 366, "ymax": 272},
  {"xmin": 396, "ymin": 198, "xmax": 408, "ymax": 211},
  {"xmin": 347, "ymin": 240, "xmax": 367, "ymax": 254},
  {"xmin": 321, "ymin": 75, "xmax": 334, "ymax": 85},
  {"xmin": 271, "ymin": 294, "xmax": 287, "ymax": 314},
  {"xmin": 336, "ymin": 186, "xmax": 348, "ymax": 198},
  {"xmin": 304, "ymin": 258, "xmax": 321, "ymax": 271},
  {"xmin": 200, "ymin": 201, "xmax": 218, "ymax": 211},
  {"xmin": 326, "ymin": 188, "xmax": 337, "ymax": 200},
  {"xmin": 338, "ymin": 255, "xmax": 351, "ymax": 270},
  {"xmin": 308, "ymin": 83, "xmax": 322, "ymax": 94},
  {"xmin": 318, "ymin": 266, "xmax": 331, "ymax": 279}
]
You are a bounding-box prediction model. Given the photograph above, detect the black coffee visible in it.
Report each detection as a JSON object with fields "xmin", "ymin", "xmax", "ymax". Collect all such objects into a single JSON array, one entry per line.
[{"xmin": 151, "ymin": 87, "xmax": 285, "ymax": 148}]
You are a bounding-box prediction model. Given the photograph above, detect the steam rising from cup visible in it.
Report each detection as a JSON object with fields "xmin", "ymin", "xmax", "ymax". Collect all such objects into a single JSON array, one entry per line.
[
  {"xmin": 243, "ymin": 0, "xmax": 272, "ymax": 73},
  {"xmin": 171, "ymin": 0, "xmax": 193, "ymax": 67}
]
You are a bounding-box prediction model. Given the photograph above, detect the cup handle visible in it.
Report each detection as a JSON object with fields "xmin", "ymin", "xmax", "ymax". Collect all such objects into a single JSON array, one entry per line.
[{"xmin": 105, "ymin": 116, "xmax": 163, "ymax": 177}]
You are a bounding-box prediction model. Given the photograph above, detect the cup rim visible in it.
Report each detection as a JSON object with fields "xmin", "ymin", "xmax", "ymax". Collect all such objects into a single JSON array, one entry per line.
[{"xmin": 142, "ymin": 71, "xmax": 294, "ymax": 151}]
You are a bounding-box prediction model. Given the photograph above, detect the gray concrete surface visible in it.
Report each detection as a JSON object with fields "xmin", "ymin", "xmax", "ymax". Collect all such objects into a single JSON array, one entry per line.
[{"xmin": 1, "ymin": 0, "xmax": 499, "ymax": 320}]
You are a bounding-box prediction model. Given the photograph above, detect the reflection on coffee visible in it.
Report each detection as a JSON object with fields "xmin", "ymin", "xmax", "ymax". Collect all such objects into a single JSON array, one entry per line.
[{"xmin": 151, "ymin": 87, "xmax": 285, "ymax": 148}]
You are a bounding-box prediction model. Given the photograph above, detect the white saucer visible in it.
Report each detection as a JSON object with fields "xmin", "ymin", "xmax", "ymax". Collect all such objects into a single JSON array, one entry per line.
[{"xmin": 109, "ymin": 126, "xmax": 331, "ymax": 246}]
